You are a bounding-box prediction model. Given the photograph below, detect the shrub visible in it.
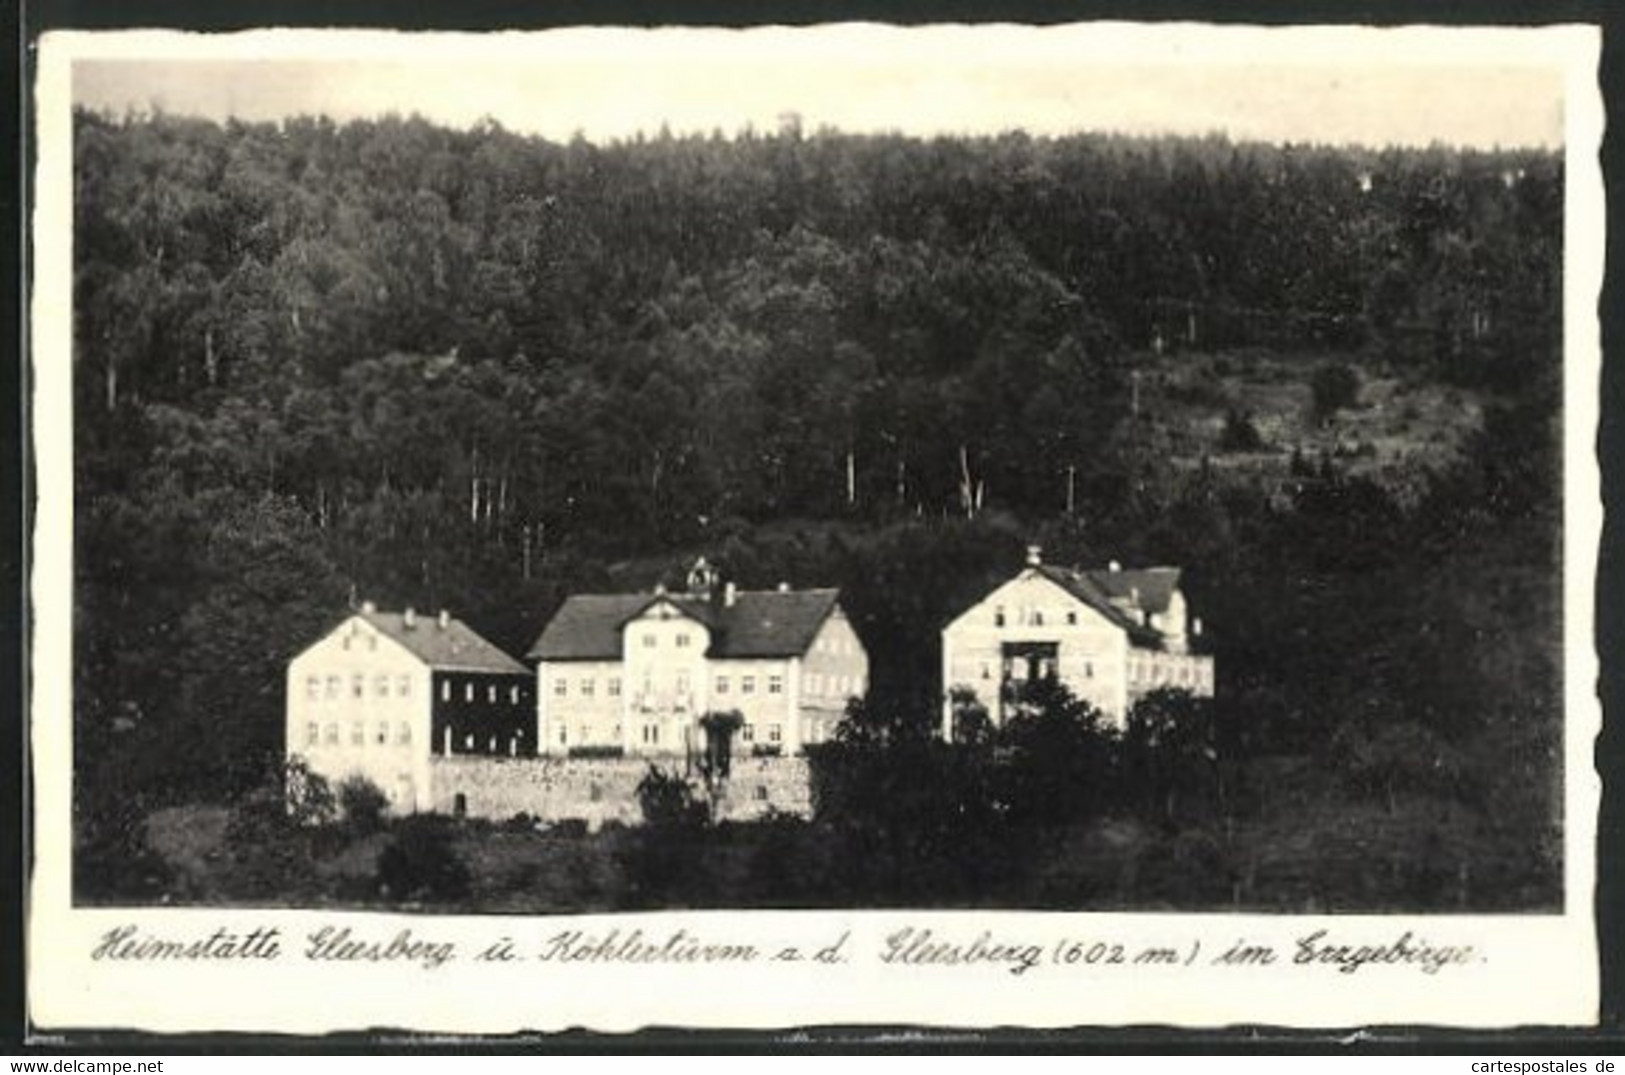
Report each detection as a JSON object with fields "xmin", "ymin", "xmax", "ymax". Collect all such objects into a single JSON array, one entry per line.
[
  {"xmin": 375, "ymin": 816, "xmax": 471, "ymax": 902},
  {"xmin": 336, "ymin": 775, "xmax": 389, "ymax": 834},
  {"xmin": 635, "ymin": 766, "xmax": 708, "ymax": 829},
  {"xmin": 283, "ymin": 756, "xmax": 337, "ymax": 828},
  {"xmin": 1218, "ymin": 408, "xmax": 1264, "ymax": 452},
  {"xmin": 1311, "ymin": 362, "xmax": 1361, "ymax": 421}
]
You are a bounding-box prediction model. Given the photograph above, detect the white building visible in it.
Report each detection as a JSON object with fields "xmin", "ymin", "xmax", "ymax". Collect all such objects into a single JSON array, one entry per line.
[
  {"xmin": 527, "ymin": 559, "xmax": 869, "ymax": 758},
  {"xmin": 286, "ymin": 604, "xmax": 534, "ymax": 813},
  {"xmin": 941, "ymin": 547, "xmax": 1214, "ymax": 736}
]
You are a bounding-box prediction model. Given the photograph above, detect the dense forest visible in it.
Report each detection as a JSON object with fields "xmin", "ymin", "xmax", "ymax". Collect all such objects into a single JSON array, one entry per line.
[{"xmin": 70, "ymin": 109, "xmax": 1564, "ymax": 910}]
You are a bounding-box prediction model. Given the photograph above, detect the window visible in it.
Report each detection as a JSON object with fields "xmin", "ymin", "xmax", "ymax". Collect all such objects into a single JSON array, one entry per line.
[
  {"xmin": 510, "ymin": 686, "xmax": 521, "ymax": 705},
  {"xmin": 741, "ymin": 675, "xmax": 756, "ymax": 695},
  {"xmin": 581, "ymin": 678, "xmax": 595, "ymax": 697},
  {"xmin": 716, "ymin": 676, "xmax": 730, "ymax": 694},
  {"xmin": 642, "ymin": 724, "xmax": 660, "ymax": 745},
  {"xmin": 554, "ymin": 678, "xmax": 568, "ymax": 697},
  {"xmin": 375, "ymin": 674, "xmax": 389, "ymax": 698},
  {"xmin": 767, "ymin": 724, "xmax": 782, "ymax": 743},
  {"xmin": 325, "ymin": 723, "xmax": 339, "ymax": 745},
  {"xmin": 642, "ymin": 633, "xmax": 657, "ymax": 648},
  {"xmin": 350, "ymin": 722, "xmax": 364, "ymax": 746},
  {"xmin": 608, "ymin": 678, "xmax": 621, "ymax": 697},
  {"xmin": 1033, "ymin": 610, "xmax": 1045, "ymax": 626},
  {"xmin": 1084, "ymin": 661, "xmax": 1094, "ymax": 679},
  {"xmin": 326, "ymin": 676, "xmax": 341, "ymax": 700},
  {"xmin": 305, "ymin": 676, "xmax": 320, "ymax": 701},
  {"xmin": 398, "ymin": 675, "xmax": 411, "ymax": 697},
  {"xmin": 352, "ymin": 674, "xmax": 364, "ymax": 699},
  {"xmin": 1067, "ymin": 611, "xmax": 1078, "ymax": 626},
  {"xmin": 488, "ymin": 685, "xmax": 497, "ymax": 703},
  {"xmin": 994, "ymin": 606, "xmax": 1006, "ymax": 627},
  {"xmin": 397, "ymin": 722, "xmax": 412, "ymax": 745},
  {"xmin": 464, "ymin": 733, "xmax": 475, "ymax": 750},
  {"xmin": 579, "ymin": 725, "xmax": 590, "ymax": 744},
  {"xmin": 768, "ymin": 674, "xmax": 783, "ymax": 694},
  {"xmin": 441, "ymin": 681, "xmax": 451, "ymax": 702},
  {"xmin": 558, "ymin": 726, "xmax": 567, "ymax": 745},
  {"xmin": 753, "ymin": 785, "xmax": 769, "ymax": 802},
  {"xmin": 465, "ymin": 683, "xmax": 474, "ymax": 702},
  {"xmin": 676, "ymin": 632, "xmax": 691, "ymax": 648},
  {"xmin": 742, "ymin": 723, "xmax": 755, "ymax": 743},
  {"xmin": 376, "ymin": 722, "xmax": 388, "ymax": 745},
  {"xmin": 980, "ymin": 662, "xmax": 991, "ymax": 680},
  {"xmin": 305, "ymin": 722, "xmax": 319, "ymax": 746},
  {"xmin": 675, "ymin": 673, "xmax": 689, "ymax": 695}
]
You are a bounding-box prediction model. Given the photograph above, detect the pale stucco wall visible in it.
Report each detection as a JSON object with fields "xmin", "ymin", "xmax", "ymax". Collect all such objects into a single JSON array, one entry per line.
[{"xmin": 286, "ymin": 616, "xmax": 433, "ymax": 813}]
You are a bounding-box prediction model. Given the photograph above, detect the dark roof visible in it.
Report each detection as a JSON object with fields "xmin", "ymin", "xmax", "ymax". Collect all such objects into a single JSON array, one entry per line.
[
  {"xmin": 528, "ymin": 588, "xmax": 843, "ymax": 661},
  {"xmin": 1079, "ymin": 566, "xmax": 1181, "ymax": 615},
  {"xmin": 359, "ymin": 610, "xmax": 528, "ymax": 674},
  {"xmin": 1031, "ymin": 566, "xmax": 1164, "ymax": 648}
]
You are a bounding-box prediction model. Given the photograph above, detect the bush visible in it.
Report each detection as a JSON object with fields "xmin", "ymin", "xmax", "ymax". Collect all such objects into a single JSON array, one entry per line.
[
  {"xmin": 635, "ymin": 766, "xmax": 708, "ymax": 829},
  {"xmin": 1218, "ymin": 408, "xmax": 1264, "ymax": 452},
  {"xmin": 1311, "ymin": 362, "xmax": 1361, "ymax": 421},
  {"xmin": 376, "ymin": 816, "xmax": 471, "ymax": 902},
  {"xmin": 337, "ymin": 775, "xmax": 389, "ymax": 834},
  {"xmin": 283, "ymin": 756, "xmax": 337, "ymax": 828}
]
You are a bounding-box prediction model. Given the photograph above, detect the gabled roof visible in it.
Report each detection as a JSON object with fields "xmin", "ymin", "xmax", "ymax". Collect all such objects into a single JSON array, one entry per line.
[
  {"xmin": 1031, "ymin": 566, "xmax": 1163, "ymax": 647},
  {"xmin": 528, "ymin": 588, "xmax": 844, "ymax": 662},
  {"xmin": 1078, "ymin": 566, "xmax": 1181, "ymax": 616},
  {"xmin": 357, "ymin": 610, "xmax": 528, "ymax": 674}
]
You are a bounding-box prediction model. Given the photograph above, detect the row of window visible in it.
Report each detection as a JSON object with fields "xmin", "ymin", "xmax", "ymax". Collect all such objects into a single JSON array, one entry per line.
[
  {"xmin": 306, "ymin": 720, "xmax": 412, "ymax": 748},
  {"xmin": 641, "ymin": 631, "xmax": 696, "ymax": 649},
  {"xmin": 304, "ymin": 674, "xmax": 526, "ymax": 706},
  {"xmin": 979, "ymin": 659, "xmax": 1095, "ymax": 680},
  {"xmin": 993, "ymin": 606, "xmax": 1081, "ymax": 629},
  {"xmin": 551, "ymin": 673, "xmax": 790, "ymax": 699},
  {"xmin": 1131, "ymin": 659, "xmax": 1211, "ymax": 689},
  {"xmin": 556, "ymin": 721, "xmax": 785, "ymax": 746},
  {"xmin": 814, "ymin": 632, "xmax": 859, "ymax": 657},
  {"xmin": 306, "ymin": 673, "xmax": 412, "ymax": 702},
  {"xmin": 804, "ymin": 672, "xmax": 863, "ymax": 698}
]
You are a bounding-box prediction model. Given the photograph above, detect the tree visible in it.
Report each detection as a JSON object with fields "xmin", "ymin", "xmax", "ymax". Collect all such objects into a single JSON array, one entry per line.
[
  {"xmin": 996, "ymin": 678, "xmax": 1118, "ymax": 829},
  {"xmin": 635, "ymin": 766, "xmax": 707, "ymax": 830},
  {"xmin": 1122, "ymin": 688, "xmax": 1221, "ymax": 826},
  {"xmin": 336, "ymin": 775, "xmax": 390, "ymax": 833},
  {"xmin": 376, "ymin": 816, "xmax": 471, "ymax": 902},
  {"xmin": 1311, "ymin": 362, "xmax": 1361, "ymax": 422}
]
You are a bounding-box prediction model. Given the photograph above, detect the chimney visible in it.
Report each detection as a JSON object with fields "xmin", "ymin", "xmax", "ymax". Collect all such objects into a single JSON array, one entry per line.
[
  {"xmin": 438, "ymin": 609, "xmax": 450, "ymax": 630},
  {"xmin": 403, "ymin": 607, "xmax": 416, "ymax": 629},
  {"xmin": 777, "ymin": 581, "xmax": 791, "ymax": 593},
  {"xmin": 1025, "ymin": 545, "xmax": 1042, "ymax": 567},
  {"xmin": 361, "ymin": 599, "xmax": 377, "ymax": 615},
  {"xmin": 1109, "ymin": 560, "xmax": 1122, "ymax": 573},
  {"xmin": 724, "ymin": 581, "xmax": 737, "ymax": 608}
]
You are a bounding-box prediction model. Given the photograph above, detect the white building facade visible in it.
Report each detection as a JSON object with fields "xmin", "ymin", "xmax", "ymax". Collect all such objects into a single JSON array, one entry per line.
[
  {"xmin": 286, "ymin": 605, "xmax": 533, "ymax": 813},
  {"xmin": 941, "ymin": 547, "xmax": 1214, "ymax": 737},
  {"xmin": 529, "ymin": 560, "xmax": 869, "ymax": 758}
]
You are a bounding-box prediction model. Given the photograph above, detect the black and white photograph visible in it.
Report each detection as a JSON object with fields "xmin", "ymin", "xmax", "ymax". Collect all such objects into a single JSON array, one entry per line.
[{"xmin": 27, "ymin": 22, "xmax": 1605, "ymax": 1033}]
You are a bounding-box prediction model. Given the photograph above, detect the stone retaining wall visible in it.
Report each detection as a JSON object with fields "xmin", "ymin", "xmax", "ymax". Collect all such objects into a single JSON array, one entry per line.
[{"xmin": 425, "ymin": 754, "xmax": 811, "ymax": 828}]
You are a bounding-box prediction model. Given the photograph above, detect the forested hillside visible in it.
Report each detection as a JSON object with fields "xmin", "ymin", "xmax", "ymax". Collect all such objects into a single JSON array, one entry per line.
[{"xmin": 70, "ymin": 110, "xmax": 1565, "ymax": 909}]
